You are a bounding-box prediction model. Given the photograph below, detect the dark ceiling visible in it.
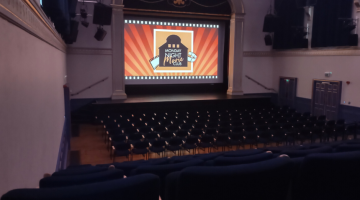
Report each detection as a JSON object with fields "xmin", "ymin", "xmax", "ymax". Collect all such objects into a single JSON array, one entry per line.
[{"xmin": 123, "ymin": 0, "xmax": 232, "ymax": 15}]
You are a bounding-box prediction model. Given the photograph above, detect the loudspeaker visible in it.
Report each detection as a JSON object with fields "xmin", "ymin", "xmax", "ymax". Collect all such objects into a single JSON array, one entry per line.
[
  {"xmin": 95, "ymin": 27, "xmax": 107, "ymax": 41},
  {"xmin": 93, "ymin": 3, "xmax": 112, "ymax": 25},
  {"xmin": 349, "ymin": 34, "xmax": 359, "ymax": 46},
  {"xmin": 64, "ymin": 20, "xmax": 79, "ymax": 44},
  {"xmin": 263, "ymin": 14, "xmax": 278, "ymax": 32},
  {"xmin": 296, "ymin": 0, "xmax": 317, "ymax": 7},
  {"xmin": 68, "ymin": 0, "xmax": 77, "ymax": 18},
  {"xmin": 265, "ymin": 34, "xmax": 273, "ymax": 46}
]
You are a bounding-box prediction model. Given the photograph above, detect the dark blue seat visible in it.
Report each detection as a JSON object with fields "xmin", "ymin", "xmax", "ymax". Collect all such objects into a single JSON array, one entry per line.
[
  {"xmin": 165, "ymin": 157, "xmax": 293, "ymax": 200},
  {"xmin": 131, "ymin": 159, "xmax": 204, "ymax": 200},
  {"xmin": 40, "ymin": 169, "xmax": 124, "ymax": 188},
  {"xmin": 98, "ymin": 158, "xmax": 169, "ymax": 176},
  {"xmin": 212, "ymin": 153, "xmax": 275, "ymax": 166},
  {"xmin": 335, "ymin": 144, "xmax": 360, "ymax": 152},
  {"xmin": 149, "ymin": 139, "xmax": 166, "ymax": 157},
  {"xmin": 52, "ymin": 166, "xmax": 107, "ymax": 177},
  {"xmin": 182, "ymin": 137, "xmax": 198, "ymax": 154},
  {"xmin": 223, "ymin": 149, "xmax": 264, "ymax": 157},
  {"xmin": 166, "ymin": 137, "xmax": 183, "ymax": 155},
  {"xmin": 280, "ymin": 145, "xmax": 332, "ymax": 158},
  {"xmin": 2, "ymin": 174, "xmax": 160, "ymax": 200},
  {"xmin": 197, "ymin": 135, "xmax": 214, "ymax": 153},
  {"xmin": 131, "ymin": 141, "xmax": 149, "ymax": 160},
  {"xmin": 294, "ymin": 151, "xmax": 360, "ymax": 200},
  {"xmin": 112, "ymin": 142, "xmax": 131, "ymax": 162}
]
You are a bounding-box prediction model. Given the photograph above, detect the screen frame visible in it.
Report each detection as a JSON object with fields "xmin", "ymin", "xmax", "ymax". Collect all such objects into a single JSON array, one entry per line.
[{"xmin": 124, "ymin": 16, "xmax": 226, "ymax": 85}]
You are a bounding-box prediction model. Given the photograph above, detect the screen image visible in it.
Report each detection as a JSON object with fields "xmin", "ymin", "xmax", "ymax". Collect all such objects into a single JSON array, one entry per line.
[{"xmin": 124, "ymin": 18, "xmax": 225, "ymax": 85}]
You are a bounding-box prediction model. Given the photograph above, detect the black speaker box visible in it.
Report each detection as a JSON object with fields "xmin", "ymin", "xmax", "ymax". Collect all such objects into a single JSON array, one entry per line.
[
  {"xmin": 265, "ymin": 35, "xmax": 273, "ymax": 46},
  {"xmin": 263, "ymin": 14, "xmax": 278, "ymax": 32},
  {"xmin": 93, "ymin": 3, "xmax": 112, "ymax": 25},
  {"xmin": 349, "ymin": 34, "xmax": 359, "ymax": 46},
  {"xmin": 296, "ymin": 0, "xmax": 318, "ymax": 7},
  {"xmin": 95, "ymin": 27, "xmax": 107, "ymax": 41},
  {"xmin": 68, "ymin": 0, "xmax": 78, "ymax": 18}
]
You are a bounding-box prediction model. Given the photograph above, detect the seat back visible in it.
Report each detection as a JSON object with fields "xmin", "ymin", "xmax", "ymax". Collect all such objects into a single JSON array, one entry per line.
[
  {"xmin": 40, "ymin": 169, "xmax": 124, "ymax": 188},
  {"xmin": 281, "ymin": 145, "xmax": 332, "ymax": 158},
  {"xmin": 175, "ymin": 158, "xmax": 293, "ymax": 200},
  {"xmin": 52, "ymin": 166, "xmax": 107, "ymax": 177},
  {"xmin": 295, "ymin": 152, "xmax": 360, "ymax": 200},
  {"xmin": 213, "ymin": 153, "xmax": 275, "ymax": 166},
  {"xmin": 2, "ymin": 174, "xmax": 160, "ymax": 200}
]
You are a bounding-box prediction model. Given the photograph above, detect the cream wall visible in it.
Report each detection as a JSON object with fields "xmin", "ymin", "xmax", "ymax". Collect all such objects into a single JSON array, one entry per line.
[
  {"xmin": 0, "ymin": 17, "xmax": 66, "ymax": 195},
  {"xmin": 242, "ymin": 0, "xmax": 274, "ymax": 94},
  {"xmin": 273, "ymin": 56, "xmax": 360, "ymax": 107}
]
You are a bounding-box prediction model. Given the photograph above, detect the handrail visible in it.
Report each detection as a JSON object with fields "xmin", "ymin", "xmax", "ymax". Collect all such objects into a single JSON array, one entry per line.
[
  {"xmin": 71, "ymin": 77, "xmax": 109, "ymax": 97},
  {"xmin": 245, "ymin": 75, "xmax": 277, "ymax": 93}
]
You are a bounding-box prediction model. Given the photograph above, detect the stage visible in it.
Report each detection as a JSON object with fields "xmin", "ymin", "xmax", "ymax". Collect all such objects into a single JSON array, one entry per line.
[
  {"xmin": 90, "ymin": 93, "xmax": 275, "ymax": 113},
  {"xmin": 94, "ymin": 93, "xmax": 271, "ymax": 104}
]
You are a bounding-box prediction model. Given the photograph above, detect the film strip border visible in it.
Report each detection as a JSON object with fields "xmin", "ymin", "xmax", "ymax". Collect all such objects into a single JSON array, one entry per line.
[
  {"xmin": 124, "ymin": 20, "xmax": 220, "ymax": 29},
  {"xmin": 125, "ymin": 76, "xmax": 219, "ymax": 80}
]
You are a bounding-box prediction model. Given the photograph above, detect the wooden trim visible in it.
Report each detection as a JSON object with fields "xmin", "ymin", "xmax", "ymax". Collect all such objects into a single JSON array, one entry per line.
[
  {"xmin": 67, "ymin": 48, "xmax": 113, "ymax": 55},
  {"xmin": 312, "ymin": 79, "xmax": 342, "ymax": 83},
  {"xmin": 244, "ymin": 48, "xmax": 360, "ymax": 57},
  {"xmin": 124, "ymin": 8, "xmax": 231, "ymax": 20}
]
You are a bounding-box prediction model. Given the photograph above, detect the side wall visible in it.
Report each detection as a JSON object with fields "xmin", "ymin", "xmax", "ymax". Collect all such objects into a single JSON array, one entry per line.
[
  {"xmin": 0, "ymin": 17, "xmax": 66, "ymax": 195},
  {"xmin": 242, "ymin": 0, "xmax": 274, "ymax": 94},
  {"xmin": 273, "ymin": 55, "xmax": 360, "ymax": 122}
]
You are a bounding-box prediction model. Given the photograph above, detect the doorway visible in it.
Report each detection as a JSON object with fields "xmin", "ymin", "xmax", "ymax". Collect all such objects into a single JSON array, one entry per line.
[
  {"xmin": 311, "ymin": 79, "xmax": 342, "ymax": 120},
  {"xmin": 278, "ymin": 77, "xmax": 297, "ymax": 108}
]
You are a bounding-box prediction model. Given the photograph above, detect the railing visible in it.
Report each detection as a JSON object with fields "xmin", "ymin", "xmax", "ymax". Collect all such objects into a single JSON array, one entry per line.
[
  {"xmin": 71, "ymin": 77, "xmax": 109, "ymax": 97},
  {"xmin": 245, "ymin": 75, "xmax": 277, "ymax": 93}
]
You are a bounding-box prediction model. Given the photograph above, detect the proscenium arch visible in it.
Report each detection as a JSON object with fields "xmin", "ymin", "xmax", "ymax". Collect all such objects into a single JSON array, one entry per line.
[{"xmin": 227, "ymin": 0, "xmax": 245, "ymax": 14}]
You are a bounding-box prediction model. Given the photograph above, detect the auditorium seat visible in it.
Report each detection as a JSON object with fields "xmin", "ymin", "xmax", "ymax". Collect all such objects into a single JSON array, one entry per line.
[
  {"xmin": 223, "ymin": 149, "xmax": 264, "ymax": 157},
  {"xmin": 130, "ymin": 159, "xmax": 204, "ymax": 199},
  {"xmin": 52, "ymin": 166, "xmax": 108, "ymax": 177},
  {"xmin": 211, "ymin": 153, "xmax": 275, "ymax": 166},
  {"xmin": 280, "ymin": 145, "xmax": 332, "ymax": 158},
  {"xmin": 40, "ymin": 169, "xmax": 124, "ymax": 188},
  {"xmin": 165, "ymin": 157, "xmax": 293, "ymax": 200},
  {"xmin": 112, "ymin": 142, "xmax": 131, "ymax": 162},
  {"xmin": 149, "ymin": 139, "xmax": 166, "ymax": 157},
  {"xmin": 131, "ymin": 141, "xmax": 150, "ymax": 160},
  {"xmin": 294, "ymin": 151, "xmax": 360, "ymax": 200},
  {"xmin": 2, "ymin": 174, "xmax": 160, "ymax": 200},
  {"xmin": 335, "ymin": 144, "xmax": 360, "ymax": 152}
]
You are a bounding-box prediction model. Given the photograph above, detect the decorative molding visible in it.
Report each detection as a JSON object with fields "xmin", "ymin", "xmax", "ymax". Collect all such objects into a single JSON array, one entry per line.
[
  {"xmin": 67, "ymin": 48, "xmax": 113, "ymax": 55},
  {"xmin": 244, "ymin": 48, "xmax": 360, "ymax": 57},
  {"xmin": 110, "ymin": 4, "xmax": 124, "ymax": 11},
  {"xmin": 123, "ymin": 8, "xmax": 231, "ymax": 20},
  {"xmin": 0, "ymin": 0, "xmax": 66, "ymax": 52}
]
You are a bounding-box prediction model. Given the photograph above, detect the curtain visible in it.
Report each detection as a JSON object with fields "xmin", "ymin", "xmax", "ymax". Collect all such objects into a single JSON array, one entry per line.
[
  {"xmin": 273, "ymin": 0, "xmax": 306, "ymax": 50},
  {"xmin": 311, "ymin": 0, "xmax": 353, "ymax": 48}
]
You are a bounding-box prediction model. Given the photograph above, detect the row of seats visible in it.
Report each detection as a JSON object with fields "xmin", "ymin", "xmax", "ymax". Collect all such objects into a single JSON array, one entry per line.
[
  {"xmin": 3, "ymin": 140, "xmax": 360, "ymax": 200},
  {"xmin": 95, "ymin": 106, "xmax": 358, "ymax": 162}
]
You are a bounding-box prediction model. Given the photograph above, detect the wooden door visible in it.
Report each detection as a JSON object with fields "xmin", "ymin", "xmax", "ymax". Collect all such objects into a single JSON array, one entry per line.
[
  {"xmin": 311, "ymin": 80, "xmax": 342, "ymax": 120},
  {"xmin": 278, "ymin": 77, "xmax": 297, "ymax": 108}
]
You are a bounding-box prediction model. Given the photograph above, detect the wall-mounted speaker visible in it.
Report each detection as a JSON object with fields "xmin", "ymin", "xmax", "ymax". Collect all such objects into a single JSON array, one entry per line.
[
  {"xmin": 94, "ymin": 27, "xmax": 107, "ymax": 41},
  {"xmin": 265, "ymin": 34, "xmax": 273, "ymax": 46},
  {"xmin": 93, "ymin": 3, "xmax": 112, "ymax": 25}
]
